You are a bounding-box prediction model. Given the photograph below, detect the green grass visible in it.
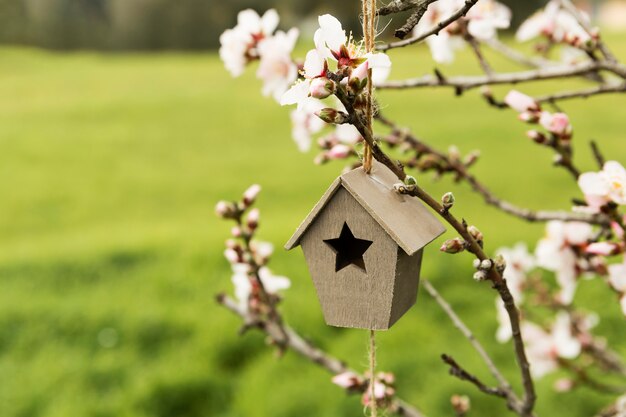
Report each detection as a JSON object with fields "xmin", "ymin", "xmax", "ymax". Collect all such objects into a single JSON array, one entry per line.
[{"xmin": 1, "ymin": 35, "xmax": 626, "ymax": 417}]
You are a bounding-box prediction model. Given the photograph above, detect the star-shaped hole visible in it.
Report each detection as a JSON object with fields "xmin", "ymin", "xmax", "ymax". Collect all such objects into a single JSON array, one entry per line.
[{"xmin": 323, "ymin": 223, "xmax": 373, "ymax": 273}]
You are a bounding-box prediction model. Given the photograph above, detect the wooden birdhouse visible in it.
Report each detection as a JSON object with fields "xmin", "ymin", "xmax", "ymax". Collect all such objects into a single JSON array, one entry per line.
[{"xmin": 285, "ymin": 160, "xmax": 446, "ymax": 330}]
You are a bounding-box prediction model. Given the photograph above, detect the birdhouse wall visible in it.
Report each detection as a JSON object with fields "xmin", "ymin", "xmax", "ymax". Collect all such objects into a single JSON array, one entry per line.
[
  {"xmin": 388, "ymin": 247, "xmax": 423, "ymax": 328},
  {"xmin": 300, "ymin": 187, "xmax": 399, "ymax": 330}
]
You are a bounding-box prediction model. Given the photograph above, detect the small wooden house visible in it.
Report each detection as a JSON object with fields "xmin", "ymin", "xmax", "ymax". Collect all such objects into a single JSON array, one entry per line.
[{"xmin": 285, "ymin": 160, "xmax": 445, "ymax": 330}]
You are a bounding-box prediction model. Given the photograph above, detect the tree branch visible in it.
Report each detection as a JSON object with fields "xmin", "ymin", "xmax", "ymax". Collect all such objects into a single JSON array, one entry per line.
[
  {"xmin": 377, "ymin": 0, "xmax": 479, "ymax": 51},
  {"xmin": 441, "ymin": 353, "xmax": 509, "ymax": 399},
  {"xmin": 375, "ymin": 114, "xmax": 610, "ymax": 226},
  {"xmin": 423, "ymin": 280, "xmax": 520, "ymax": 408},
  {"xmin": 217, "ymin": 294, "xmax": 427, "ymax": 417},
  {"xmin": 377, "ymin": 61, "xmax": 626, "ymax": 91}
]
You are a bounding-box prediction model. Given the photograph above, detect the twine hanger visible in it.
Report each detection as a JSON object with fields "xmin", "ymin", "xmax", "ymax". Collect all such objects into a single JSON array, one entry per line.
[
  {"xmin": 362, "ymin": 0, "xmax": 376, "ymax": 175},
  {"xmin": 362, "ymin": 3, "xmax": 378, "ymax": 414}
]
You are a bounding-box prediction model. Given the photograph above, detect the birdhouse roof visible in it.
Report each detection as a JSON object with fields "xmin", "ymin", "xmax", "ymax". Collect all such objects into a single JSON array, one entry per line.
[{"xmin": 285, "ymin": 160, "xmax": 446, "ymax": 255}]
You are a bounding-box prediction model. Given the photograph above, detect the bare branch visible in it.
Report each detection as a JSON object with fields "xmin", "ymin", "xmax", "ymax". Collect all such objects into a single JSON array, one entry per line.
[
  {"xmin": 423, "ymin": 280, "xmax": 520, "ymax": 408},
  {"xmin": 534, "ymin": 82, "xmax": 626, "ymax": 104},
  {"xmin": 217, "ymin": 294, "xmax": 427, "ymax": 417},
  {"xmin": 377, "ymin": 61, "xmax": 626, "ymax": 91},
  {"xmin": 377, "ymin": 0, "xmax": 479, "ymax": 51},
  {"xmin": 441, "ymin": 353, "xmax": 509, "ymax": 398},
  {"xmin": 375, "ymin": 114, "xmax": 610, "ymax": 226}
]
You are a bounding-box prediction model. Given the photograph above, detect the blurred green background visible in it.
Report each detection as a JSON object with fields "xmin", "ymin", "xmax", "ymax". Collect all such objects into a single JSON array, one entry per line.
[{"xmin": 1, "ymin": 1, "xmax": 626, "ymax": 417}]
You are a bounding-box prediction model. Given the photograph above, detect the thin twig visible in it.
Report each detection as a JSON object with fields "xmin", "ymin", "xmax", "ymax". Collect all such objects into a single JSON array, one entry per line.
[
  {"xmin": 534, "ymin": 83, "xmax": 626, "ymax": 104},
  {"xmin": 423, "ymin": 280, "xmax": 520, "ymax": 408},
  {"xmin": 375, "ymin": 114, "xmax": 610, "ymax": 226},
  {"xmin": 377, "ymin": 0, "xmax": 479, "ymax": 52},
  {"xmin": 441, "ymin": 353, "xmax": 509, "ymax": 398},
  {"xmin": 377, "ymin": 61, "xmax": 626, "ymax": 91}
]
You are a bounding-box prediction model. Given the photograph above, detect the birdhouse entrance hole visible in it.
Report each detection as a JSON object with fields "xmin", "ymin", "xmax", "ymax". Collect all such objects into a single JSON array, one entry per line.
[{"xmin": 323, "ymin": 222, "xmax": 373, "ymax": 273}]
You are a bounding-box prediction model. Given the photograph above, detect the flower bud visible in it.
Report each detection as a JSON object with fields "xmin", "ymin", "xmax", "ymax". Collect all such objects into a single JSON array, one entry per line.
[
  {"xmin": 473, "ymin": 270, "xmax": 488, "ymax": 281},
  {"xmin": 247, "ymin": 208, "xmax": 260, "ymax": 229},
  {"xmin": 327, "ymin": 144, "xmax": 352, "ymax": 160},
  {"xmin": 440, "ymin": 238, "xmax": 465, "ymax": 254},
  {"xmin": 393, "ymin": 183, "xmax": 408, "ymax": 194},
  {"xmin": 518, "ymin": 111, "xmax": 540, "ymax": 123},
  {"xmin": 231, "ymin": 226, "xmax": 243, "ymax": 237},
  {"xmin": 224, "ymin": 248, "xmax": 240, "ymax": 264},
  {"xmin": 404, "ymin": 175, "xmax": 417, "ymax": 186},
  {"xmin": 540, "ymin": 112, "xmax": 572, "ymax": 139},
  {"xmin": 451, "ymin": 395, "xmax": 471, "ymax": 415},
  {"xmin": 442, "ymin": 192, "xmax": 455, "ymax": 210},
  {"xmin": 463, "ymin": 151, "xmax": 480, "ymax": 167},
  {"xmin": 215, "ymin": 200, "xmax": 236, "ymax": 218},
  {"xmin": 585, "ymin": 241, "xmax": 621, "ymax": 256},
  {"xmin": 504, "ymin": 90, "xmax": 539, "ymax": 113},
  {"xmin": 309, "ymin": 77, "xmax": 335, "ymax": 99},
  {"xmin": 315, "ymin": 108, "xmax": 350, "ymax": 125},
  {"xmin": 314, "ymin": 153, "xmax": 329, "ymax": 165},
  {"xmin": 526, "ymin": 130, "xmax": 547, "ymax": 144},
  {"xmin": 468, "ymin": 225, "xmax": 483, "ymax": 242},
  {"xmin": 494, "ymin": 254, "xmax": 506, "ymax": 273},
  {"xmin": 480, "ymin": 259, "xmax": 493, "ymax": 271},
  {"xmin": 473, "ymin": 259, "xmax": 481, "ymax": 269},
  {"xmin": 242, "ymin": 184, "xmax": 261, "ymax": 206}
]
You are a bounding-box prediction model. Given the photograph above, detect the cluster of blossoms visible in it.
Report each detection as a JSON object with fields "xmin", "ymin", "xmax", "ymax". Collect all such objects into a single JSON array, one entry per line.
[
  {"xmin": 219, "ymin": 9, "xmax": 299, "ymax": 102},
  {"xmin": 504, "ymin": 90, "xmax": 573, "ymax": 143},
  {"xmin": 516, "ymin": 0, "xmax": 596, "ymax": 49},
  {"xmin": 331, "ymin": 371, "xmax": 396, "ymax": 408},
  {"xmin": 413, "ymin": 0, "xmax": 511, "ymax": 63},
  {"xmin": 216, "ymin": 184, "xmax": 291, "ymax": 313},
  {"xmin": 220, "ymin": 10, "xmax": 389, "ymax": 159}
]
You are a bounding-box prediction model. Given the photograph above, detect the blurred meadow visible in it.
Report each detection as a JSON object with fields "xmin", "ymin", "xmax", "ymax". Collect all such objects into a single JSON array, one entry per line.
[{"xmin": 1, "ymin": 19, "xmax": 626, "ymax": 417}]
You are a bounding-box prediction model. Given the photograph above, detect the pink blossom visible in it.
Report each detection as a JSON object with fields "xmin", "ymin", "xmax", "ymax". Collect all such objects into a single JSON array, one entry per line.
[
  {"xmin": 413, "ymin": 0, "xmax": 509, "ymax": 63},
  {"xmin": 289, "ymin": 99, "xmax": 327, "ymax": 152},
  {"xmin": 327, "ymin": 144, "xmax": 352, "ymax": 160},
  {"xmin": 219, "ymin": 9, "xmax": 280, "ymax": 77},
  {"xmin": 231, "ymin": 226, "xmax": 243, "ymax": 237},
  {"xmin": 586, "ymin": 241, "xmax": 620, "ymax": 256},
  {"xmin": 539, "ymin": 111, "xmax": 572, "ymax": 138},
  {"xmin": 554, "ymin": 378, "xmax": 575, "ymax": 392},
  {"xmin": 504, "ymin": 90, "xmax": 538, "ymax": 113},
  {"xmin": 282, "ymin": 14, "xmax": 391, "ymax": 107},
  {"xmin": 231, "ymin": 264, "xmax": 290, "ymax": 312},
  {"xmin": 496, "ymin": 243, "xmax": 535, "ymax": 303},
  {"xmin": 331, "ymin": 371, "xmax": 362, "ymax": 389},
  {"xmin": 516, "ymin": 1, "xmax": 591, "ymax": 46},
  {"xmin": 608, "ymin": 261, "xmax": 626, "ymax": 315},
  {"xmin": 523, "ymin": 312, "xmax": 581, "ymax": 378},
  {"xmin": 243, "ymin": 184, "xmax": 262, "ymax": 205},
  {"xmin": 466, "ymin": 0, "xmax": 512, "ymax": 41},
  {"xmin": 251, "ymin": 241, "xmax": 274, "ymax": 260},
  {"xmin": 224, "ymin": 248, "xmax": 240, "ymax": 264},
  {"xmin": 578, "ymin": 161, "xmax": 626, "ymax": 208},
  {"xmin": 309, "ymin": 77, "xmax": 335, "ymax": 99},
  {"xmin": 215, "ymin": 201, "xmax": 234, "ymax": 218},
  {"xmin": 535, "ymin": 221, "xmax": 593, "ymax": 304},
  {"xmin": 256, "ymin": 28, "xmax": 299, "ymax": 102},
  {"xmin": 247, "ymin": 208, "xmax": 260, "ymax": 226}
]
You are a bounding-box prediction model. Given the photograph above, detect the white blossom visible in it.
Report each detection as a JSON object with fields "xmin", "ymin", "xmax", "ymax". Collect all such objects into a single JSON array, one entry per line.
[
  {"xmin": 289, "ymin": 99, "xmax": 327, "ymax": 152},
  {"xmin": 257, "ymin": 28, "xmax": 299, "ymax": 102},
  {"xmin": 219, "ymin": 9, "xmax": 280, "ymax": 77},
  {"xmin": 578, "ymin": 161, "xmax": 626, "ymax": 209},
  {"xmin": 516, "ymin": 1, "xmax": 591, "ymax": 46},
  {"xmin": 535, "ymin": 221, "xmax": 593, "ymax": 304},
  {"xmin": 523, "ymin": 312, "xmax": 581, "ymax": 378},
  {"xmin": 413, "ymin": 0, "xmax": 510, "ymax": 63}
]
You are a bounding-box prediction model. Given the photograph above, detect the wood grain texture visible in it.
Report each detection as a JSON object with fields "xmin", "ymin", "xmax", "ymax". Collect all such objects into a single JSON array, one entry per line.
[
  {"xmin": 388, "ymin": 248, "xmax": 423, "ymax": 328},
  {"xmin": 301, "ymin": 187, "xmax": 397, "ymax": 330},
  {"xmin": 341, "ymin": 160, "xmax": 446, "ymax": 255},
  {"xmin": 285, "ymin": 161, "xmax": 445, "ymax": 255}
]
